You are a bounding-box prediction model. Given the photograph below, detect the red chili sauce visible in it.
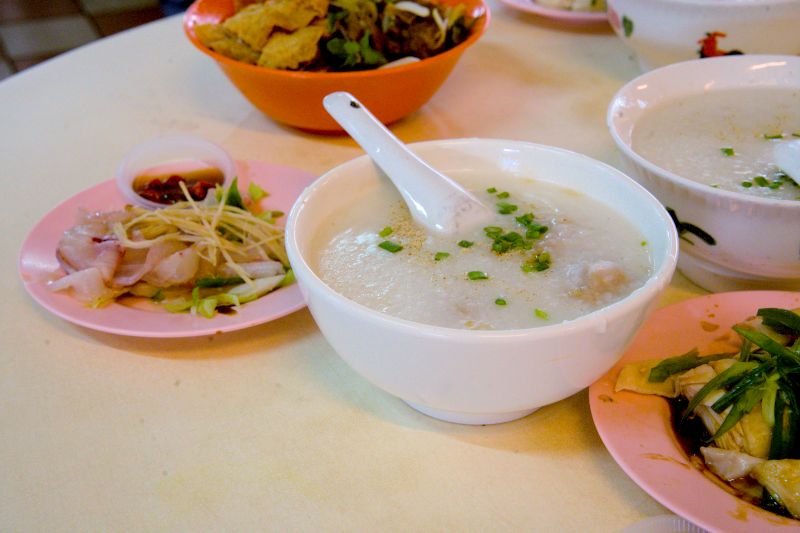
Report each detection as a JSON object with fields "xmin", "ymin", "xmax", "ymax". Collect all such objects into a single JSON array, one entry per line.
[{"xmin": 133, "ymin": 166, "xmax": 225, "ymax": 205}]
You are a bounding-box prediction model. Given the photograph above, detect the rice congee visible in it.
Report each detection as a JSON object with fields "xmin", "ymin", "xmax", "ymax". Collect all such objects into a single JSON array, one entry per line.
[
  {"xmin": 313, "ymin": 171, "xmax": 653, "ymax": 330},
  {"xmin": 632, "ymin": 87, "xmax": 800, "ymax": 201}
]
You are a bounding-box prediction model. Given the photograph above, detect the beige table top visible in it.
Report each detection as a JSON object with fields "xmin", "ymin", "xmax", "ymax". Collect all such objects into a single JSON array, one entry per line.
[{"xmin": 1, "ymin": 6, "xmax": 707, "ymax": 531}]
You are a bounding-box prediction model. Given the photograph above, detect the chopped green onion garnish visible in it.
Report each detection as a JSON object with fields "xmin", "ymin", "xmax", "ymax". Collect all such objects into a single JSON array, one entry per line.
[
  {"xmin": 434, "ymin": 252, "xmax": 450, "ymax": 261},
  {"xmin": 248, "ymin": 182, "xmax": 268, "ymax": 202},
  {"xmin": 764, "ymin": 133, "xmax": 784, "ymax": 140},
  {"xmin": 793, "ymin": 132, "xmax": 800, "ymax": 138},
  {"xmin": 486, "ymin": 187, "xmax": 497, "ymax": 194},
  {"xmin": 197, "ymin": 296, "xmax": 219, "ymax": 318},
  {"xmin": 495, "ymin": 298, "xmax": 507, "ymax": 306},
  {"xmin": 458, "ymin": 240, "xmax": 474, "ymax": 248},
  {"xmin": 516, "ymin": 212, "xmax": 548, "ymax": 240},
  {"xmin": 259, "ymin": 210, "xmax": 284, "ymax": 222},
  {"xmin": 496, "ymin": 191, "xmax": 510, "ymax": 199},
  {"xmin": 753, "ymin": 175, "xmax": 769, "ymax": 187},
  {"xmin": 522, "ymin": 251, "xmax": 551, "ymax": 272},
  {"xmin": 378, "ymin": 226, "xmax": 393, "ymax": 237},
  {"xmin": 720, "ymin": 147, "xmax": 735, "ymax": 156},
  {"xmin": 196, "ymin": 276, "xmax": 245, "ymax": 288},
  {"xmin": 484, "ymin": 226, "xmax": 503, "ymax": 238},
  {"xmin": 277, "ymin": 268, "xmax": 295, "ymax": 288},
  {"xmin": 378, "ymin": 240, "xmax": 403, "ymax": 253},
  {"xmin": 741, "ymin": 181, "xmax": 753, "ymax": 188},
  {"xmin": 640, "ymin": 241, "xmax": 648, "ymax": 246},
  {"xmin": 497, "ymin": 202, "xmax": 518, "ymax": 215},
  {"xmin": 534, "ymin": 308, "xmax": 549, "ymax": 320},
  {"xmin": 467, "ymin": 271, "xmax": 488, "ymax": 280}
]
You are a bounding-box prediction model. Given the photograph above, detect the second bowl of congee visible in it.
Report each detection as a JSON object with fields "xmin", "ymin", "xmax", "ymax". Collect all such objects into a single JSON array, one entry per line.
[
  {"xmin": 608, "ymin": 55, "xmax": 800, "ymax": 293},
  {"xmin": 286, "ymin": 138, "xmax": 678, "ymax": 424}
]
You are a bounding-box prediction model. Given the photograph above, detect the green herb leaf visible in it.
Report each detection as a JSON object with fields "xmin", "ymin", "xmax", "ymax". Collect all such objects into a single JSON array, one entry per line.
[
  {"xmin": 758, "ymin": 308, "xmax": 800, "ymax": 336},
  {"xmin": 713, "ymin": 384, "xmax": 767, "ymax": 440},
  {"xmin": 223, "ymin": 177, "xmax": 245, "ymax": 209},
  {"xmin": 359, "ymin": 31, "xmax": 387, "ymax": 66},
  {"xmin": 733, "ymin": 326, "xmax": 800, "ymax": 365},
  {"xmin": 378, "ymin": 226, "xmax": 393, "ymax": 237},
  {"xmin": 764, "ymin": 133, "xmax": 785, "ymax": 140},
  {"xmin": 535, "ymin": 308, "xmax": 549, "ymax": 320},
  {"xmin": 768, "ymin": 386, "xmax": 799, "ymax": 459},
  {"xmin": 647, "ymin": 349, "xmax": 732, "ymax": 382},
  {"xmin": 681, "ymin": 361, "xmax": 758, "ymax": 422},
  {"xmin": 720, "ymin": 147, "xmax": 735, "ymax": 156},
  {"xmin": 495, "ymin": 298, "xmax": 507, "ymax": 306},
  {"xmin": 711, "ymin": 361, "xmax": 773, "ymax": 413},
  {"xmin": 458, "ymin": 240, "xmax": 474, "ymax": 248},
  {"xmin": 195, "ymin": 276, "xmax": 245, "ymax": 288},
  {"xmin": 434, "ymin": 252, "xmax": 450, "ymax": 261},
  {"xmin": 761, "ymin": 376, "xmax": 779, "ymax": 427}
]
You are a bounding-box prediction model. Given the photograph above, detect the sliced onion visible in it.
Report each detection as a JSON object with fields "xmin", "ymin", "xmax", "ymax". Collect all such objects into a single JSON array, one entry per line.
[{"xmin": 394, "ymin": 1, "xmax": 430, "ymax": 17}]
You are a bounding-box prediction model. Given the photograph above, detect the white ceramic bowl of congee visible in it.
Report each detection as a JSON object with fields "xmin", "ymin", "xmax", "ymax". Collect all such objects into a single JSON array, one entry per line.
[
  {"xmin": 286, "ymin": 139, "xmax": 678, "ymax": 425},
  {"xmin": 606, "ymin": 0, "xmax": 800, "ymax": 71},
  {"xmin": 608, "ymin": 55, "xmax": 800, "ymax": 292}
]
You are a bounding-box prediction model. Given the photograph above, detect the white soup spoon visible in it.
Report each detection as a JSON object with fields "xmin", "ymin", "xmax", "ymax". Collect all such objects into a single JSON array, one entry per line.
[{"xmin": 322, "ymin": 91, "xmax": 494, "ymax": 235}]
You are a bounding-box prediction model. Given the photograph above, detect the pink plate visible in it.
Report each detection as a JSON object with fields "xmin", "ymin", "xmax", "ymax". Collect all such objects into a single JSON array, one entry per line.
[
  {"xmin": 496, "ymin": 0, "xmax": 608, "ymax": 25},
  {"xmin": 18, "ymin": 160, "xmax": 317, "ymax": 338},
  {"xmin": 590, "ymin": 291, "xmax": 800, "ymax": 532}
]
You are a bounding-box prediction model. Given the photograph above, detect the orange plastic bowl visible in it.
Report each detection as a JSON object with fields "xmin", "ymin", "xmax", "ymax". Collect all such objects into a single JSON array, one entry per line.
[{"xmin": 184, "ymin": 0, "xmax": 489, "ymax": 132}]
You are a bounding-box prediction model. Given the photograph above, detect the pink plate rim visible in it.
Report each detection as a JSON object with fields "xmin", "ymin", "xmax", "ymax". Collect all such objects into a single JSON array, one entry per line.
[
  {"xmin": 589, "ymin": 290, "xmax": 800, "ymax": 532},
  {"xmin": 18, "ymin": 160, "xmax": 317, "ymax": 338},
  {"xmin": 496, "ymin": 0, "xmax": 608, "ymax": 24}
]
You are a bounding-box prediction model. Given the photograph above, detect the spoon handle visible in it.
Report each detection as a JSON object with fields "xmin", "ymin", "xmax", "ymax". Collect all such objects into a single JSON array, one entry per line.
[{"xmin": 323, "ymin": 91, "xmax": 491, "ymax": 234}]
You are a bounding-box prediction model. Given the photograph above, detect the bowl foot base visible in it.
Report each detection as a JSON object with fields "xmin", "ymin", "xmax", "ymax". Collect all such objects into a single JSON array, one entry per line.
[
  {"xmin": 404, "ymin": 401, "xmax": 539, "ymax": 425},
  {"xmin": 678, "ymin": 252, "xmax": 800, "ymax": 292}
]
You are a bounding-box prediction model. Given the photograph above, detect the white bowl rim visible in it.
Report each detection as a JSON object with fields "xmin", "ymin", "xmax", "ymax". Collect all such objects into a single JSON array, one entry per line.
[
  {"xmin": 608, "ymin": 0, "xmax": 800, "ymax": 6},
  {"xmin": 286, "ymin": 138, "xmax": 679, "ymax": 340},
  {"xmin": 607, "ymin": 54, "xmax": 800, "ymax": 210},
  {"xmin": 115, "ymin": 134, "xmax": 237, "ymax": 210}
]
